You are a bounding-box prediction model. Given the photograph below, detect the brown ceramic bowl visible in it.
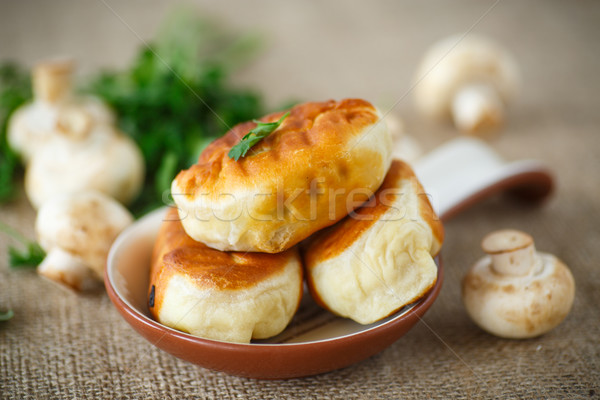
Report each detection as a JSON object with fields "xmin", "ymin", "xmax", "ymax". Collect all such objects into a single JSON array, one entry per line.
[
  {"xmin": 105, "ymin": 138, "xmax": 555, "ymax": 379},
  {"xmin": 105, "ymin": 208, "xmax": 443, "ymax": 379}
]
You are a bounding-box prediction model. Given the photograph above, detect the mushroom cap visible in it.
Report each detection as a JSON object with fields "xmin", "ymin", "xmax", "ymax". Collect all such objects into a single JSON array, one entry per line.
[
  {"xmin": 414, "ymin": 34, "xmax": 520, "ymax": 119},
  {"xmin": 25, "ymin": 123, "xmax": 144, "ymax": 209},
  {"xmin": 35, "ymin": 190, "xmax": 134, "ymax": 279},
  {"xmin": 7, "ymin": 58, "xmax": 114, "ymax": 163},
  {"xmin": 462, "ymin": 252, "xmax": 575, "ymax": 338},
  {"xmin": 7, "ymin": 97, "xmax": 115, "ymax": 163},
  {"xmin": 481, "ymin": 229, "xmax": 533, "ymax": 254}
]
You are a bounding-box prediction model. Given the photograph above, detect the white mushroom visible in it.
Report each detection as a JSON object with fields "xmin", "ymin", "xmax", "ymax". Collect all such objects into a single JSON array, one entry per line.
[
  {"xmin": 384, "ymin": 113, "xmax": 422, "ymax": 163},
  {"xmin": 462, "ymin": 229, "xmax": 575, "ymax": 339},
  {"xmin": 7, "ymin": 58, "xmax": 114, "ymax": 163},
  {"xmin": 36, "ymin": 191, "xmax": 133, "ymax": 291},
  {"xmin": 24, "ymin": 114, "xmax": 145, "ymax": 209},
  {"xmin": 414, "ymin": 34, "xmax": 520, "ymax": 134}
]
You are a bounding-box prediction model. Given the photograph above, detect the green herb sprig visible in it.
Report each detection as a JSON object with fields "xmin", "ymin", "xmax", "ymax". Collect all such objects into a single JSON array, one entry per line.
[
  {"xmin": 0, "ymin": 63, "xmax": 31, "ymax": 203},
  {"xmin": 0, "ymin": 221, "xmax": 45, "ymax": 268},
  {"xmin": 9, "ymin": 242, "xmax": 45, "ymax": 268},
  {"xmin": 0, "ymin": 9, "xmax": 296, "ymax": 215},
  {"xmin": 0, "ymin": 309, "xmax": 14, "ymax": 322},
  {"xmin": 228, "ymin": 112, "xmax": 289, "ymax": 161},
  {"xmin": 88, "ymin": 8, "xmax": 264, "ymax": 216}
]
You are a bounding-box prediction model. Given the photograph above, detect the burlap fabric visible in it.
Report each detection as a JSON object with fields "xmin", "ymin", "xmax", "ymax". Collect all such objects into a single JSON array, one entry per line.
[{"xmin": 1, "ymin": 1, "xmax": 598, "ymax": 398}]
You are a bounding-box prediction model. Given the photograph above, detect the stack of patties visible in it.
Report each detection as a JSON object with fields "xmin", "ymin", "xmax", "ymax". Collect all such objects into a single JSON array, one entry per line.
[{"xmin": 148, "ymin": 99, "xmax": 443, "ymax": 343}]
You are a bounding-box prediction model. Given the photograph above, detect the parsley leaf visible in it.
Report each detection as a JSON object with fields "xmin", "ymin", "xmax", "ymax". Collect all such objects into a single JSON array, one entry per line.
[
  {"xmin": 228, "ymin": 112, "xmax": 290, "ymax": 161},
  {"xmin": 0, "ymin": 63, "xmax": 31, "ymax": 203},
  {"xmin": 0, "ymin": 221, "xmax": 45, "ymax": 268},
  {"xmin": 8, "ymin": 242, "xmax": 45, "ymax": 268},
  {"xmin": 0, "ymin": 309, "xmax": 14, "ymax": 322},
  {"xmin": 87, "ymin": 9, "xmax": 265, "ymax": 216}
]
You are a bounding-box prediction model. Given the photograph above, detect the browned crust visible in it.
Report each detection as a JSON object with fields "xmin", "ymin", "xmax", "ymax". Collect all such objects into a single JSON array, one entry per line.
[
  {"xmin": 175, "ymin": 99, "xmax": 380, "ymax": 197},
  {"xmin": 148, "ymin": 208, "xmax": 298, "ymax": 314}
]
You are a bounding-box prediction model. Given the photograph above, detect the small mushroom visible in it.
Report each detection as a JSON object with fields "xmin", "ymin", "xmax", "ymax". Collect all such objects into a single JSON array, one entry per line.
[
  {"xmin": 462, "ymin": 229, "xmax": 575, "ymax": 339},
  {"xmin": 414, "ymin": 34, "xmax": 520, "ymax": 135},
  {"xmin": 7, "ymin": 58, "xmax": 114, "ymax": 163},
  {"xmin": 36, "ymin": 191, "xmax": 133, "ymax": 291},
  {"xmin": 24, "ymin": 119, "xmax": 145, "ymax": 209}
]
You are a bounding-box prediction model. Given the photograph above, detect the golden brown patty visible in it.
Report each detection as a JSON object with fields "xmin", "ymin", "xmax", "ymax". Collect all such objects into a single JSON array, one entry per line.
[
  {"xmin": 149, "ymin": 208, "xmax": 303, "ymax": 343},
  {"xmin": 304, "ymin": 160, "xmax": 444, "ymax": 324},
  {"xmin": 172, "ymin": 99, "xmax": 392, "ymax": 253}
]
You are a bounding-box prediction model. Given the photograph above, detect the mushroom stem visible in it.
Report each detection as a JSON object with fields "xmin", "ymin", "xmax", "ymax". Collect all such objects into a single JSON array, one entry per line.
[
  {"xmin": 33, "ymin": 59, "xmax": 74, "ymax": 104},
  {"xmin": 451, "ymin": 83, "xmax": 504, "ymax": 134},
  {"xmin": 37, "ymin": 247, "xmax": 101, "ymax": 291},
  {"xmin": 482, "ymin": 230, "xmax": 539, "ymax": 276}
]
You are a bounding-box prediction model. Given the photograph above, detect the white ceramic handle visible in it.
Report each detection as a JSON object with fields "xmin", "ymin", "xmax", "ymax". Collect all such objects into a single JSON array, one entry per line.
[{"xmin": 413, "ymin": 138, "xmax": 553, "ymax": 221}]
